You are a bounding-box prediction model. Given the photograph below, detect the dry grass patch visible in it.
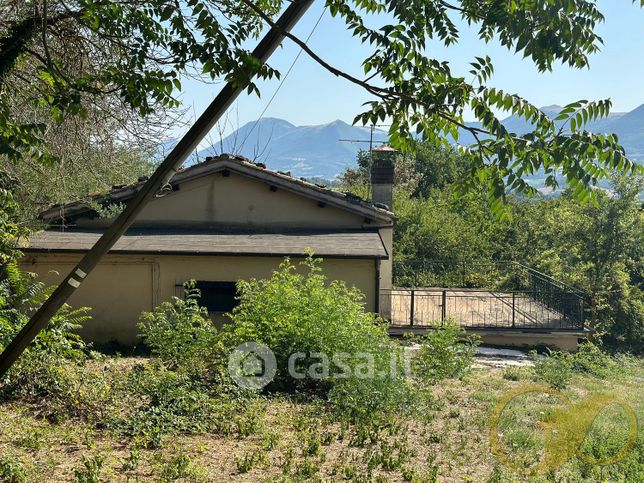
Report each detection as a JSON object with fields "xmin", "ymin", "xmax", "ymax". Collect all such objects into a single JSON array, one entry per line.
[{"xmin": 0, "ymin": 356, "xmax": 642, "ymax": 482}]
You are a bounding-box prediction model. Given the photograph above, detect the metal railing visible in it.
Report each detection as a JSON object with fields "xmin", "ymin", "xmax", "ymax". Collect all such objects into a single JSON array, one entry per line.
[
  {"xmin": 388, "ymin": 260, "xmax": 586, "ymax": 331},
  {"xmin": 380, "ymin": 288, "xmax": 585, "ymax": 331}
]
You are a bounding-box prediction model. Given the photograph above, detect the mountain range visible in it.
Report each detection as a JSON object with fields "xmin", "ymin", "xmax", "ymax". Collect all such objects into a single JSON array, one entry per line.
[
  {"xmin": 186, "ymin": 104, "xmax": 644, "ymax": 180},
  {"xmin": 457, "ymin": 104, "xmax": 644, "ymax": 161},
  {"xmin": 193, "ymin": 118, "xmax": 388, "ymax": 179}
]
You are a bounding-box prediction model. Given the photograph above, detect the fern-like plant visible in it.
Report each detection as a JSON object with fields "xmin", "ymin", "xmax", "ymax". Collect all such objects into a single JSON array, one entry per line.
[
  {"xmin": 0, "ymin": 264, "xmax": 92, "ymax": 401},
  {"xmin": 0, "ymin": 264, "xmax": 89, "ymax": 358}
]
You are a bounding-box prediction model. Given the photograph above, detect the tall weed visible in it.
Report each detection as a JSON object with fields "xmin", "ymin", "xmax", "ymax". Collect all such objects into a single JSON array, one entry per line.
[
  {"xmin": 138, "ymin": 280, "xmax": 219, "ymax": 376},
  {"xmin": 412, "ymin": 321, "xmax": 480, "ymax": 384}
]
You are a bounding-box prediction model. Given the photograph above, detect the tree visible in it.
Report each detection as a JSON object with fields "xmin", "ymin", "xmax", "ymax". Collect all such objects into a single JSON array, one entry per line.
[
  {"xmin": 348, "ymin": 141, "xmax": 643, "ymax": 351},
  {"xmin": 0, "ymin": 0, "xmax": 642, "ymax": 218},
  {"xmin": 510, "ymin": 176, "xmax": 644, "ymax": 352},
  {"xmin": 0, "ymin": 174, "xmax": 27, "ymax": 276},
  {"xmin": 411, "ymin": 143, "xmax": 470, "ymax": 198},
  {"xmin": 244, "ymin": 0, "xmax": 644, "ymax": 214},
  {"xmin": 338, "ymin": 148, "xmax": 418, "ymax": 195},
  {"xmin": 0, "ymin": 0, "xmax": 278, "ymax": 161},
  {"xmin": 3, "ymin": 144, "xmax": 155, "ymax": 224},
  {"xmin": 0, "ymin": 0, "xmax": 197, "ymax": 224}
]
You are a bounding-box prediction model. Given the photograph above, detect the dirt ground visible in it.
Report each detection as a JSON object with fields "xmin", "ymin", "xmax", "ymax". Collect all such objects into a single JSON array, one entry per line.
[{"xmin": 0, "ymin": 358, "xmax": 641, "ymax": 482}]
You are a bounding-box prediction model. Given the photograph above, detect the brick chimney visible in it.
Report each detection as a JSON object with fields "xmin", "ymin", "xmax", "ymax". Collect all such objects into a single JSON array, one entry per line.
[{"xmin": 370, "ymin": 144, "xmax": 396, "ymax": 211}]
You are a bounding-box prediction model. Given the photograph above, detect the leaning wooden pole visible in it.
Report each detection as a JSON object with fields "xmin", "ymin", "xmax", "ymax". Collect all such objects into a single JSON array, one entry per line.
[{"xmin": 0, "ymin": 0, "xmax": 314, "ymax": 378}]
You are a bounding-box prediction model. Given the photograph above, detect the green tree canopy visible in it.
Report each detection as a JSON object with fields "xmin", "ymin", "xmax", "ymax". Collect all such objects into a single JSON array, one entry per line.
[{"xmin": 1, "ymin": 0, "xmax": 643, "ymax": 217}]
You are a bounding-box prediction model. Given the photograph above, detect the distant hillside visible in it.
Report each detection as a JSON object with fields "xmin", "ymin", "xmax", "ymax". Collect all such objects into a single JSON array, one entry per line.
[
  {"xmin": 195, "ymin": 118, "xmax": 388, "ymax": 178},
  {"xmin": 176, "ymin": 104, "xmax": 644, "ymax": 180},
  {"xmin": 455, "ymin": 104, "xmax": 644, "ymax": 191},
  {"xmin": 458, "ymin": 104, "xmax": 644, "ymax": 162}
]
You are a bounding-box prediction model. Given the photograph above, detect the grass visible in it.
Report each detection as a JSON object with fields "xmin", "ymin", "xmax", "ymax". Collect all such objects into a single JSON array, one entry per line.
[{"xmin": 0, "ymin": 356, "xmax": 641, "ymax": 481}]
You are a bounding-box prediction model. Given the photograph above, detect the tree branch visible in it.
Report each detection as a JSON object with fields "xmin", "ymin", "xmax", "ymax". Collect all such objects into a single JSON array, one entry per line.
[
  {"xmin": 0, "ymin": 7, "xmax": 81, "ymax": 88},
  {"xmin": 240, "ymin": 0, "xmax": 493, "ymax": 143}
]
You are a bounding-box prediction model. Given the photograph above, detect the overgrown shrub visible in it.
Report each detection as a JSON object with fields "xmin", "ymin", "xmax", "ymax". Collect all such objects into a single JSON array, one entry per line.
[
  {"xmin": 119, "ymin": 281, "xmax": 269, "ymax": 446},
  {"xmin": 0, "ymin": 266, "xmax": 89, "ymax": 357},
  {"xmin": 412, "ymin": 321, "xmax": 480, "ymax": 384},
  {"xmin": 73, "ymin": 454, "xmax": 104, "ymax": 483},
  {"xmin": 105, "ymin": 358, "xmax": 263, "ymax": 447},
  {"xmin": 0, "ymin": 267, "xmax": 92, "ymax": 404},
  {"xmin": 571, "ymin": 341, "xmax": 619, "ymax": 378},
  {"xmin": 114, "ymin": 361, "xmax": 222, "ymax": 448},
  {"xmin": 0, "ymin": 454, "xmax": 27, "ymax": 483},
  {"xmin": 138, "ymin": 281, "xmax": 220, "ymax": 376},
  {"xmin": 531, "ymin": 342, "xmax": 624, "ymax": 389},
  {"xmin": 0, "ymin": 185, "xmax": 27, "ymax": 271},
  {"xmin": 327, "ymin": 372, "xmax": 418, "ymax": 422},
  {"xmin": 220, "ymin": 255, "xmax": 414, "ymax": 416},
  {"xmin": 502, "ymin": 366, "xmax": 531, "ymax": 381}
]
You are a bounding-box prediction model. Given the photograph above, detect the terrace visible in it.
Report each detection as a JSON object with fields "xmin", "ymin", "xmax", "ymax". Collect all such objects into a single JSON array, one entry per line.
[{"xmin": 380, "ymin": 260, "xmax": 588, "ymax": 347}]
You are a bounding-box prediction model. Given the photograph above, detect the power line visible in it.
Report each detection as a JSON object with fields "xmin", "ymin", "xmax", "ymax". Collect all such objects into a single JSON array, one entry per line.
[{"xmin": 239, "ymin": 7, "xmax": 327, "ymax": 148}]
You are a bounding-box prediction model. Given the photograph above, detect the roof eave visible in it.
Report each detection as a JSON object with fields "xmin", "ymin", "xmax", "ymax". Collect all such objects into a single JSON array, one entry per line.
[{"xmin": 22, "ymin": 247, "xmax": 388, "ymax": 260}]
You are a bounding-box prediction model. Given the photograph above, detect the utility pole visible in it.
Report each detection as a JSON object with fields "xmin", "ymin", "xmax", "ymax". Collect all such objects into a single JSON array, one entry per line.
[{"xmin": 0, "ymin": 0, "xmax": 314, "ymax": 378}]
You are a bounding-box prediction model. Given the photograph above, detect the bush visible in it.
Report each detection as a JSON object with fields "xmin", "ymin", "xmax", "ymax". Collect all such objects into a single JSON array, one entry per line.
[
  {"xmin": 109, "ymin": 359, "xmax": 262, "ymax": 447},
  {"xmin": 571, "ymin": 341, "xmax": 619, "ymax": 378},
  {"xmin": 115, "ymin": 362, "xmax": 222, "ymax": 448},
  {"xmin": 502, "ymin": 366, "xmax": 531, "ymax": 381},
  {"xmin": 73, "ymin": 455, "xmax": 104, "ymax": 483},
  {"xmin": 138, "ymin": 281, "xmax": 220, "ymax": 375},
  {"xmin": 412, "ymin": 321, "xmax": 479, "ymax": 384},
  {"xmin": 531, "ymin": 342, "xmax": 623, "ymax": 389},
  {"xmin": 0, "ymin": 267, "xmax": 89, "ymax": 359},
  {"xmin": 327, "ymin": 371, "xmax": 417, "ymax": 422},
  {"xmin": 220, "ymin": 255, "xmax": 414, "ymax": 416},
  {"xmin": 0, "ymin": 454, "xmax": 27, "ymax": 483}
]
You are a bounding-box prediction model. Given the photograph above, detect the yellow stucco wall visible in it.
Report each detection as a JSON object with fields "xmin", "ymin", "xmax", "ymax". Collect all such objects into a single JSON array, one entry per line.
[
  {"xmin": 378, "ymin": 227, "xmax": 393, "ymax": 289},
  {"xmin": 77, "ymin": 172, "xmax": 375, "ymax": 229},
  {"xmin": 21, "ymin": 253, "xmax": 377, "ymax": 345},
  {"xmin": 25, "ymin": 169, "xmax": 393, "ymax": 344}
]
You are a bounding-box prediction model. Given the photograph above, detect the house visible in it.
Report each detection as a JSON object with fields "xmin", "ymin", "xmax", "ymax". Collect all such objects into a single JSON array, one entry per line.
[{"xmin": 21, "ymin": 152, "xmax": 396, "ymax": 345}]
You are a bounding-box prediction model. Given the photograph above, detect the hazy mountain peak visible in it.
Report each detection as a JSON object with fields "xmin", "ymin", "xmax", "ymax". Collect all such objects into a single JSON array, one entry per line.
[
  {"xmin": 197, "ymin": 117, "xmax": 387, "ymax": 178},
  {"xmin": 540, "ymin": 104, "xmax": 563, "ymax": 113},
  {"xmin": 619, "ymin": 103, "xmax": 644, "ymax": 117},
  {"xmin": 194, "ymin": 104, "xmax": 643, "ymax": 179},
  {"xmin": 326, "ymin": 119, "xmax": 349, "ymax": 126},
  {"xmin": 250, "ymin": 117, "xmax": 296, "ymax": 129}
]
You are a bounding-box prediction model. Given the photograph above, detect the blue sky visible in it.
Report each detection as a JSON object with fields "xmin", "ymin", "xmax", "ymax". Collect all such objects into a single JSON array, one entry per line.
[{"xmin": 179, "ymin": 1, "xmax": 644, "ymax": 138}]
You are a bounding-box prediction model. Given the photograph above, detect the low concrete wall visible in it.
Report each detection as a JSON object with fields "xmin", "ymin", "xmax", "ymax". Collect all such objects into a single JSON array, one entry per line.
[
  {"xmin": 470, "ymin": 330, "xmax": 586, "ymax": 352},
  {"xmin": 389, "ymin": 326, "xmax": 587, "ymax": 351}
]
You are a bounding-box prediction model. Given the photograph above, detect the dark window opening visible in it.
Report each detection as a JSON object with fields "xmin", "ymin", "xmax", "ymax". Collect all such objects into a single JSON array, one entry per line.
[{"xmin": 194, "ymin": 281, "xmax": 238, "ymax": 312}]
